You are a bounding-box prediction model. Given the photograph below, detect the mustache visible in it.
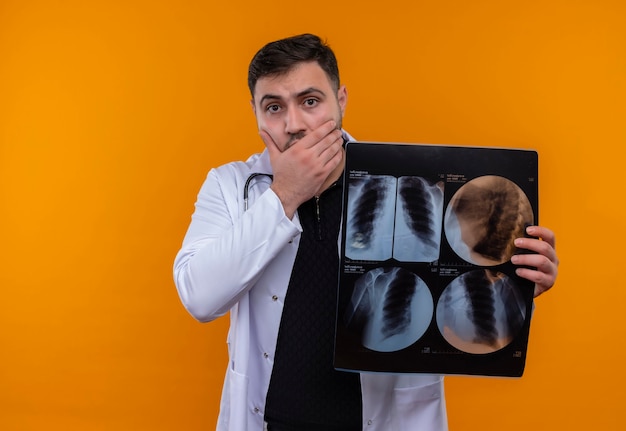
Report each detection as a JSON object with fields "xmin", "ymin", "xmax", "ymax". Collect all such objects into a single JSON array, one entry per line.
[{"xmin": 286, "ymin": 132, "xmax": 306, "ymax": 148}]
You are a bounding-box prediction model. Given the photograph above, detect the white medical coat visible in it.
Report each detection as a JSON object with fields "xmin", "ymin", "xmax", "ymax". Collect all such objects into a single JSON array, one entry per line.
[{"xmin": 173, "ymin": 136, "xmax": 448, "ymax": 431}]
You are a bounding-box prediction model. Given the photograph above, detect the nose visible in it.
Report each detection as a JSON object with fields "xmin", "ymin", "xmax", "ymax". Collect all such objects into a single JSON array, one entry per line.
[{"xmin": 284, "ymin": 107, "xmax": 306, "ymax": 135}]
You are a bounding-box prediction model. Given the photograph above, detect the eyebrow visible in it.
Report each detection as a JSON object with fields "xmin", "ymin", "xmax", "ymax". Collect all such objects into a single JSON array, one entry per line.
[{"xmin": 258, "ymin": 87, "xmax": 327, "ymax": 106}]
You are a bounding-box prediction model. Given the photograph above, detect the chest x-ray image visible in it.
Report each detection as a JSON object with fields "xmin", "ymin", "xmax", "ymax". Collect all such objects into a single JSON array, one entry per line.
[
  {"xmin": 345, "ymin": 175, "xmax": 397, "ymax": 261},
  {"xmin": 344, "ymin": 174, "xmax": 444, "ymax": 262},
  {"xmin": 343, "ymin": 267, "xmax": 433, "ymax": 352},
  {"xmin": 444, "ymin": 175, "xmax": 533, "ymax": 266},
  {"xmin": 393, "ymin": 176, "xmax": 444, "ymax": 262},
  {"xmin": 436, "ymin": 269, "xmax": 527, "ymax": 354}
]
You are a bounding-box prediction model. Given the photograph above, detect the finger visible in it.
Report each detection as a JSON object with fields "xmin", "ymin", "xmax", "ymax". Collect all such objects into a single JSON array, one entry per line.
[
  {"xmin": 513, "ymin": 237, "xmax": 558, "ymax": 264},
  {"xmin": 259, "ymin": 130, "xmax": 280, "ymax": 156},
  {"xmin": 313, "ymin": 119, "xmax": 338, "ymax": 140},
  {"xmin": 295, "ymin": 120, "xmax": 338, "ymax": 149},
  {"xmin": 516, "ymin": 264, "xmax": 553, "ymax": 285},
  {"xmin": 512, "ymin": 252, "xmax": 559, "ymax": 289},
  {"xmin": 317, "ymin": 133, "xmax": 344, "ymax": 163},
  {"xmin": 310, "ymin": 131, "xmax": 343, "ymax": 164},
  {"xmin": 515, "ymin": 266, "xmax": 556, "ymax": 297},
  {"xmin": 514, "ymin": 254, "xmax": 557, "ymax": 297},
  {"xmin": 526, "ymin": 225, "xmax": 556, "ymax": 249},
  {"xmin": 513, "ymin": 252, "xmax": 553, "ymax": 272}
]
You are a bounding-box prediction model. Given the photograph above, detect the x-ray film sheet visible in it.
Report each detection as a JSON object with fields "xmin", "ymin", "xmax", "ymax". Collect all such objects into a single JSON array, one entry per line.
[{"xmin": 335, "ymin": 142, "xmax": 538, "ymax": 377}]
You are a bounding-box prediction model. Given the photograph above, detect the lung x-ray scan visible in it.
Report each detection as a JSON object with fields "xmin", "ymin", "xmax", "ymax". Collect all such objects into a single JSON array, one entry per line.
[{"xmin": 335, "ymin": 142, "xmax": 538, "ymax": 377}]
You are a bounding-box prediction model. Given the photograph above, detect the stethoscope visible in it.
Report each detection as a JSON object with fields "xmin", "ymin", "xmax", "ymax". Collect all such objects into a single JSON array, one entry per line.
[{"xmin": 243, "ymin": 173, "xmax": 273, "ymax": 211}]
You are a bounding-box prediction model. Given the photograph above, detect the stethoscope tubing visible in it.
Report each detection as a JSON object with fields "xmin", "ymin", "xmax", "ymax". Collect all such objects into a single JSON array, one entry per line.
[{"xmin": 243, "ymin": 173, "xmax": 273, "ymax": 211}]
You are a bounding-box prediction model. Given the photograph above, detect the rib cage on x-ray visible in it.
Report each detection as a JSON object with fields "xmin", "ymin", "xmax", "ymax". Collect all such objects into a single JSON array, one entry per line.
[
  {"xmin": 344, "ymin": 267, "xmax": 433, "ymax": 352},
  {"xmin": 393, "ymin": 176, "xmax": 443, "ymax": 262},
  {"xmin": 345, "ymin": 175, "xmax": 443, "ymax": 262},
  {"xmin": 381, "ymin": 268, "xmax": 416, "ymax": 338},
  {"xmin": 435, "ymin": 269, "xmax": 527, "ymax": 354},
  {"xmin": 463, "ymin": 270, "xmax": 498, "ymax": 347},
  {"xmin": 345, "ymin": 176, "xmax": 396, "ymax": 261},
  {"xmin": 398, "ymin": 177, "xmax": 438, "ymax": 248},
  {"xmin": 350, "ymin": 178, "xmax": 386, "ymax": 247}
]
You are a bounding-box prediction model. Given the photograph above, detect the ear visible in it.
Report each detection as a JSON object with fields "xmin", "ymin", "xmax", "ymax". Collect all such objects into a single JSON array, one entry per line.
[
  {"xmin": 250, "ymin": 99, "xmax": 256, "ymax": 115},
  {"xmin": 337, "ymin": 85, "xmax": 348, "ymax": 117}
]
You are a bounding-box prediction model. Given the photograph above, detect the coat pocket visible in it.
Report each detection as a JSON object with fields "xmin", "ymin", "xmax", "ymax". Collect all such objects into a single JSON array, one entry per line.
[
  {"xmin": 218, "ymin": 367, "xmax": 250, "ymax": 431},
  {"xmin": 392, "ymin": 378, "xmax": 448, "ymax": 431}
]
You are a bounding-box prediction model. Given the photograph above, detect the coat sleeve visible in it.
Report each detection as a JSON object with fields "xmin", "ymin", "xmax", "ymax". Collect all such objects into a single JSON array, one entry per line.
[{"xmin": 173, "ymin": 164, "xmax": 301, "ymax": 322}]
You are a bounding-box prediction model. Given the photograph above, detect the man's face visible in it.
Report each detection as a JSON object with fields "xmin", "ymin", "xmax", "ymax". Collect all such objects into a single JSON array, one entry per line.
[{"xmin": 252, "ymin": 61, "xmax": 347, "ymax": 151}]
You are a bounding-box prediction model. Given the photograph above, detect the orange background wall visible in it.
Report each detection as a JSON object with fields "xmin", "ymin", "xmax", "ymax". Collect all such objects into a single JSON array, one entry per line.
[{"xmin": 1, "ymin": 0, "xmax": 624, "ymax": 429}]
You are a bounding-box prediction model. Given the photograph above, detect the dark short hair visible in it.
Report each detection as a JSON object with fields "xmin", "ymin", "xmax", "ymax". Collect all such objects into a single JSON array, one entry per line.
[{"xmin": 247, "ymin": 33, "xmax": 340, "ymax": 97}]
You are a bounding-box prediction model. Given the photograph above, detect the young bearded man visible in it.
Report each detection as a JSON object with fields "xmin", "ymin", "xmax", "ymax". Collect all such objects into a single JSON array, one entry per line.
[{"xmin": 174, "ymin": 33, "xmax": 559, "ymax": 431}]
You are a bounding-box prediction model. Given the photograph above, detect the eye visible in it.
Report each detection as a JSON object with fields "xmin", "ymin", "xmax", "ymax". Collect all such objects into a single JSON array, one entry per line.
[
  {"xmin": 303, "ymin": 98, "xmax": 318, "ymax": 107},
  {"xmin": 266, "ymin": 104, "xmax": 281, "ymax": 113}
]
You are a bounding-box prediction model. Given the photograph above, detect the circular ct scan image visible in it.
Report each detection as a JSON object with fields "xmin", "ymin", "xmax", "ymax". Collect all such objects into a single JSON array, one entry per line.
[
  {"xmin": 435, "ymin": 269, "xmax": 527, "ymax": 354},
  {"xmin": 444, "ymin": 175, "xmax": 534, "ymax": 266},
  {"xmin": 343, "ymin": 267, "xmax": 433, "ymax": 352}
]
